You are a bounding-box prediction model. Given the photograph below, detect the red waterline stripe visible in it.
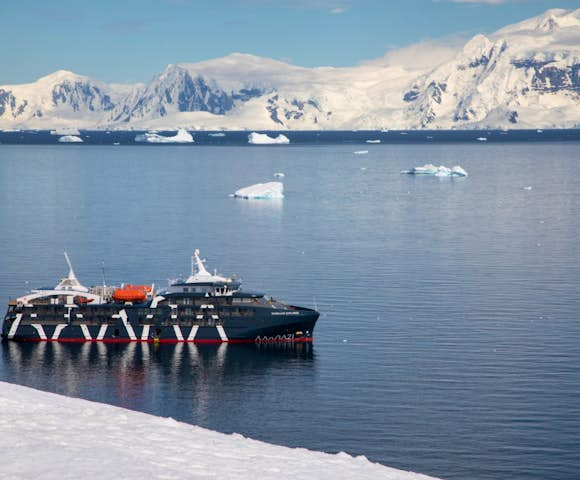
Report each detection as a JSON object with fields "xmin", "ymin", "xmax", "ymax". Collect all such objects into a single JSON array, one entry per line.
[{"xmin": 11, "ymin": 337, "xmax": 314, "ymax": 344}]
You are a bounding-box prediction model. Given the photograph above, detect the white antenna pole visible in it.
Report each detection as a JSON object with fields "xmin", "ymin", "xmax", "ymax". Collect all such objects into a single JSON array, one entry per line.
[
  {"xmin": 64, "ymin": 251, "xmax": 74, "ymax": 272},
  {"xmin": 101, "ymin": 260, "xmax": 107, "ymax": 287}
]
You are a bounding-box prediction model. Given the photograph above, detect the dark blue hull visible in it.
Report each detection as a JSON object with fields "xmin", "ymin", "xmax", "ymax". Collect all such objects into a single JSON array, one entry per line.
[{"xmin": 2, "ymin": 304, "xmax": 319, "ymax": 344}]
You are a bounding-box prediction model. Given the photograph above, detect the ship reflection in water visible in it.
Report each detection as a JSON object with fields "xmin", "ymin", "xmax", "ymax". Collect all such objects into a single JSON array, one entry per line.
[{"xmin": 0, "ymin": 342, "xmax": 316, "ymax": 429}]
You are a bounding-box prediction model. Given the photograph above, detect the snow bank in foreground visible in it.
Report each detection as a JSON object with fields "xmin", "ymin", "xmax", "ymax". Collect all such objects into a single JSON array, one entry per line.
[
  {"xmin": 135, "ymin": 128, "xmax": 194, "ymax": 143},
  {"xmin": 0, "ymin": 382, "xmax": 438, "ymax": 480},
  {"xmin": 233, "ymin": 181, "xmax": 284, "ymax": 199},
  {"xmin": 248, "ymin": 132, "xmax": 290, "ymax": 144},
  {"xmin": 58, "ymin": 135, "xmax": 83, "ymax": 143},
  {"xmin": 402, "ymin": 164, "xmax": 468, "ymax": 177}
]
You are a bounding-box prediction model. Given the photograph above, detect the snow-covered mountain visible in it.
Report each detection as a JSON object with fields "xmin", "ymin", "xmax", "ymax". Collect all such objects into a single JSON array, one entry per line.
[
  {"xmin": 0, "ymin": 71, "xmax": 135, "ymax": 129},
  {"xmin": 1, "ymin": 8, "xmax": 578, "ymax": 130},
  {"xmin": 402, "ymin": 9, "xmax": 580, "ymax": 128}
]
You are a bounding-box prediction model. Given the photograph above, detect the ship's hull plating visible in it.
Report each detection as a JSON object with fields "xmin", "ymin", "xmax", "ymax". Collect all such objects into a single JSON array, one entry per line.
[{"xmin": 2, "ymin": 307, "xmax": 318, "ymax": 344}]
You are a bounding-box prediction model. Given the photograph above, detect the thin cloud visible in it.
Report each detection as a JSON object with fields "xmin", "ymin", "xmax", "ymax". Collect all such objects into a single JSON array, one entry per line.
[{"xmin": 369, "ymin": 36, "xmax": 467, "ymax": 71}]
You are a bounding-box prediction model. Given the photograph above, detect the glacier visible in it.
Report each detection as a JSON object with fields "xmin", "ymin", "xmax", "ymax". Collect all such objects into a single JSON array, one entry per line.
[
  {"xmin": 0, "ymin": 381, "xmax": 440, "ymax": 480},
  {"xmin": 134, "ymin": 128, "xmax": 194, "ymax": 143},
  {"xmin": 248, "ymin": 132, "xmax": 290, "ymax": 144},
  {"xmin": 233, "ymin": 181, "xmax": 284, "ymax": 199},
  {"xmin": 0, "ymin": 9, "xmax": 578, "ymax": 131}
]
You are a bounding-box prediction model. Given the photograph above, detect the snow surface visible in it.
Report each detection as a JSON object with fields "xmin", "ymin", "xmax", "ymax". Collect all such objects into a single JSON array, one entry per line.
[
  {"xmin": 57, "ymin": 135, "xmax": 83, "ymax": 143},
  {"xmin": 134, "ymin": 128, "xmax": 194, "ymax": 143},
  {"xmin": 248, "ymin": 132, "xmax": 290, "ymax": 144},
  {"xmin": 234, "ymin": 181, "xmax": 284, "ymax": 199},
  {"xmin": 402, "ymin": 164, "xmax": 468, "ymax": 177},
  {"xmin": 0, "ymin": 382, "xmax": 439, "ymax": 480}
]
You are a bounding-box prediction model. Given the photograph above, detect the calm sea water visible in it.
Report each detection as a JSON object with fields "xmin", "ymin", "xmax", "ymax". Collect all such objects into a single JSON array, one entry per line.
[{"xmin": 0, "ymin": 139, "xmax": 579, "ymax": 480}]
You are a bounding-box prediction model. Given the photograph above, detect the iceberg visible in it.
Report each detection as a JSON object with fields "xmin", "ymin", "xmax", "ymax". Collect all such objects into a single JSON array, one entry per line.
[
  {"xmin": 58, "ymin": 135, "xmax": 83, "ymax": 143},
  {"xmin": 402, "ymin": 164, "xmax": 468, "ymax": 177},
  {"xmin": 233, "ymin": 181, "xmax": 284, "ymax": 199},
  {"xmin": 135, "ymin": 129, "xmax": 194, "ymax": 143},
  {"xmin": 208, "ymin": 132, "xmax": 226, "ymax": 137},
  {"xmin": 354, "ymin": 150, "xmax": 369, "ymax": 155},
  {"xmin": 274, "ymin": 172, "xmax": 285, "ymax": 178},
  {"xmin": 365, "ymin": 139, "xmax": 381, "ymax": 144},
  {"xmin": 476, "ymin": 137, "xmax": 487, "ymax": 142},
  {"xmin": 248, "ymin": 132, "xmax": 290, "ymax": 145}
]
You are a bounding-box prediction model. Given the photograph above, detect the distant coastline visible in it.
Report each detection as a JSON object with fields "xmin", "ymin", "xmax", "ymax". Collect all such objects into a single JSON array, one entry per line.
[{"xmin": 0, "ymin": 129, "xmax": 579, "ymax": 146}]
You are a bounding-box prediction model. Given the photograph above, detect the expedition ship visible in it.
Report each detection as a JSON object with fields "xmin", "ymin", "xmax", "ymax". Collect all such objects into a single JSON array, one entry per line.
[{"xmin": 2, "ymin": 251, "xmax": 319, "ymax": 343}]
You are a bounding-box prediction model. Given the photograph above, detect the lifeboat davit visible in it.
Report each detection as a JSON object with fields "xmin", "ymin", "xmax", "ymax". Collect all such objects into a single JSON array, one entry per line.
[{"xmin": 112, "ymin": 284, "xmax": 151, "ymax": 303}]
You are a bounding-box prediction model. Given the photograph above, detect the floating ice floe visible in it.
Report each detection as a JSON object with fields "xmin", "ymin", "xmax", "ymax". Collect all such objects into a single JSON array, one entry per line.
[
  {"xmin": 402, "ymin": 164, "xmax": 468, "ymax": 177},
  {"xmin": 208, "ymin": 132, "xmax": 226, "ymax": 137},
  {"xmin": 476, "ymin": 137, "xmax": 488, "ymax": 142},
  {"xmin": 135, "ymin": 129, "xmax": 194, "ymax": 143},
  {"xmin": 233, "ymin": 181, "xmax": 284, "ymax": 199},
  {"xmin": 51, "ymin": 128, "xmax": 80, "ymax": 136},
  {"xmin": 365, "ymin": 139, "xmax": 381, "ymax": 144},
  {"xmin": 58, "ymin": 135, "xmax": 83, "ymax": 143},
  {"xmin": 248, "ymin": 132, "xmax": 290, "ymax": 145},
  {"xmin": 274, "ymin": 172, "xmax": 285, "ymax": 178},
  {"xmin": 354, "ymin": 150, "xmax": 368, "ymax": 155}
]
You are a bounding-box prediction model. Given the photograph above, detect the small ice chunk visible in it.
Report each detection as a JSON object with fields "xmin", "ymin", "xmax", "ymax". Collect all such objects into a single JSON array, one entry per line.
[
  {"xmin": 354, "ymin": 150, "xmax": 368, "ymax": 155},
  {"xmin": 523, "ymin": 186, "xmax": 532, "ymax": 190},
  {"xmin": 58, "ymin": 135, "xmax": 83, "ymax": 143},
  {"xmin": 135, "ymin": 129, "xmax": 194, "ymax": 143},
  {"xmin": 233, "ymin": 182, "xmax": 284, "ymax": 199},
  {"xmin": 208, "ymin": 132, "xmax": 225, "ymax": 137},
  {"xmin": 476, "ymin": 137, "xmax": 487, "ymax": 142},
  {"xmin": 273, "ymin": 172, "xmax": 285, "ymax": 178},
  {"xmin": 248, "ymin": 132, "xmax": 289, "ymax": 144},
  {"xmin": 365, "ymin": 139, "xmax": 381, "ymax": 144}
]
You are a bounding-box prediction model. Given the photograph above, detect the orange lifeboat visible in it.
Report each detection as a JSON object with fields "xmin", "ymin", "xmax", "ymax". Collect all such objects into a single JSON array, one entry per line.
[{"xmin": 112, "ymin": 284, "xmax": 151, "ymax": 303}]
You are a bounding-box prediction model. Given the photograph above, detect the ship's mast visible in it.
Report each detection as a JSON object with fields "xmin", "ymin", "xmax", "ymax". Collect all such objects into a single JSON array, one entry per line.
[{"xmin": 193, "ymin": 249, "xmax": 210, "ymax": 277}]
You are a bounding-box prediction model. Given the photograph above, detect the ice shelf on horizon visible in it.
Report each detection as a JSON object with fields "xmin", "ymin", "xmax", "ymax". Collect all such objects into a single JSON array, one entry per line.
[
  {"xmin": 0, "ymin": 382, "xmax": 440, "ymax": 480},
  {"xmin": 135, "ymin": 128, "xmax": 194, "ymax": 143},
  {"xmin": 248, "ymin": 132, "xmax": 290, "ymax": 144}
]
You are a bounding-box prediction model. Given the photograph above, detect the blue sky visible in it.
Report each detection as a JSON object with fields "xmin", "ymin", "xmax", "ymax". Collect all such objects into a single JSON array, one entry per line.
[{"xmin": 2, "ymin": 0, "xmax": 578, "ymax": 84}]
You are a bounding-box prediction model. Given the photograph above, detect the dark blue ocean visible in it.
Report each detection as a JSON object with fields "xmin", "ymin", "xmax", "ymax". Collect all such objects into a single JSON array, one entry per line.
[{"xmin": 0, "ymin": 133, "xmax": 579, "ymax": 480}]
